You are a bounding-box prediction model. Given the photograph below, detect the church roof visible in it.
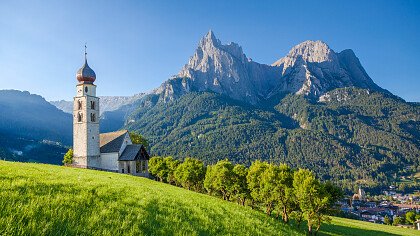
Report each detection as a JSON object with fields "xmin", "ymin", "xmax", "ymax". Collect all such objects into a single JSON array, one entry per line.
[
  {"xmin": 100, "ymin": 130, "xmax": 128, "ymax": 153},
  {"xmin": 119, "ymin": 145, "xmax": 150, "ymax": 161}
]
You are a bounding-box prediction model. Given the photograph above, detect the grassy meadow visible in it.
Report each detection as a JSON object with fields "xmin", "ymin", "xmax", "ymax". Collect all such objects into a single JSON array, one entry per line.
[{"xmin": 0, "ymin": 161, "xmax": 419, "ymax": 236}]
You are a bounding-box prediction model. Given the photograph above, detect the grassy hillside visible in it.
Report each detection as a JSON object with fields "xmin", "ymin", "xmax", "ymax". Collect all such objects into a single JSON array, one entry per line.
[{"xmin": 0, "ymin": 161, "xmax": 418, "ymax": 236}]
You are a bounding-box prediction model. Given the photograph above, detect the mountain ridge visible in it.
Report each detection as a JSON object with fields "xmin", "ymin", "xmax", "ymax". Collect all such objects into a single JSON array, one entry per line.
[{"xmin": 151, "ymin": 31, "xmax": 387, "ymax": 105}]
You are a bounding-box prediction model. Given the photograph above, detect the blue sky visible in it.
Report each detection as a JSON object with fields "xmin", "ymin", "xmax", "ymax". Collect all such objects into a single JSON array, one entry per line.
[{"xmin": 0, "ymin": 0, "xmax": 419, "ymax": 101}]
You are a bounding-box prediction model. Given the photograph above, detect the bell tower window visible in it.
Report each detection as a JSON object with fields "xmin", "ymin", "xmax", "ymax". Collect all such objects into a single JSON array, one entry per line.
[
  {"xmin": 90, "ymin": 113, "xmax": 96, "ymax": 122},
  {"xmin": 90, "ymin": 101, "xmax": 95, "ymax": 110},
  {"xmin": 78, "ymin": 100, "xmax": 82, "ymax": 110},
  {"xmin": 77, "ymin": 113, "xmax": 83, "ymax": 122},
  {"xmin": 85, "ymin": 86, "xmax": 88, "ymax": 93}
]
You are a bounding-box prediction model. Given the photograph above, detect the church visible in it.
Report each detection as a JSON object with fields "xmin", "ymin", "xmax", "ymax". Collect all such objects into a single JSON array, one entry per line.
[{"xmin": 71, "ymin": 51, "xmax": 150, "ymax": 177}]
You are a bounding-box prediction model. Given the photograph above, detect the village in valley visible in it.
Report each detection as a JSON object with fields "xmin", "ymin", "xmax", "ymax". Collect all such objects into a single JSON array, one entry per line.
[{"xmin": 338, "ymin": 186, "xmax": 420, "ymax": 228}]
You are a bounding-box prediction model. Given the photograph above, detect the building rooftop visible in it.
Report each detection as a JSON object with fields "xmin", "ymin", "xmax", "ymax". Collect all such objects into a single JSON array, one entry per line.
[
  {"xmin": 119, "ymin": 145, "xmax": 150, "ymax": 161},
  {"xmin": 100, "ymin": 130, "xmax": 128, "ymax": 153}
]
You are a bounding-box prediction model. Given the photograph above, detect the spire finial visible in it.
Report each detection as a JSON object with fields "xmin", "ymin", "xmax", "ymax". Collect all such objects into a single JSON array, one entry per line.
[{"xmin": 84, "ymin": 43, "xmax": 87, "ymax": 61}]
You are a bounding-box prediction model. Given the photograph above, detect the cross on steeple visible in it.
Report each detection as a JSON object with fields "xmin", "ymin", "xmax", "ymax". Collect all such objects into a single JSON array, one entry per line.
[{"xmin": 84, "ymin": 43, "xmax": 87, "ymax": 61}]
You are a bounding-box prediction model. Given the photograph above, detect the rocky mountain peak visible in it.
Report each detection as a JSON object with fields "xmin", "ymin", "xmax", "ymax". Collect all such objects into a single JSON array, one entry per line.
[
  {"xmin": 154, "ymin": 33, "xmax": 384, "ymax": 104},
  {"xmin": 272, "ymin": 40, "xmax": 339, "ymax": 70},
  {"xmin": 288, "ymin": 40, "xmax": 334, "ymax": 63},
  {"xmin": 199, "ymin": 30, "xmax": 222, "ymax": 49}
]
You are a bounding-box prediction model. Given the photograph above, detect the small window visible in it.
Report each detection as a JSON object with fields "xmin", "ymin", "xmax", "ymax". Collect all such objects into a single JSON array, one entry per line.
[
  {"xmin": 141, "ymin": 161, "xmax": 146, "ymax": 173},
  {"xmin": 136, "ymin": 161, "xmax": 140, "ymax": 173},
  {"xmin": 90, "ymin": 113, "xmax": 96, "ymax": 122},
  {"xmin": 77, "ymin": 113, "xmax": 82, "ymax": 122},
  {"xmin": 85, "ymin": 86, "xmax": 88, "ymax": 93},
  {"xmin": 78, "ymin": 100, "xmax": 82, "ymax": 110},
  {"xmin": 90, "ymin": 101, "xmax": 95, "ymax": 110},
  {"xmin": 127, "ymin": 165, "xmax": 130, "ymax": 174}
]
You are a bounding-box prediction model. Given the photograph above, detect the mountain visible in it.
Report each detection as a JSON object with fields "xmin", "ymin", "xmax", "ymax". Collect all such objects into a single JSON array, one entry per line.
[
  {"xmin": 0, "ymin": 90, "xmax": 71, "ymax": 164},
  {"xmin": 154, "ymin": 30, "xmax": 281, "ymax": 104},
  {"xmin": 271, "ymin": 40, "xmax": 385, "ymax": 97},
  {"xmin": 50, "ymin": 93, "xmax": 145, "ymax": 115},
  {"xmin": 118, "ymin": 31, "xmax": 419, "ymax": 192},
  {"xmin": 154, "ymin": 31, "xmax": 385, "ymax": 104}
]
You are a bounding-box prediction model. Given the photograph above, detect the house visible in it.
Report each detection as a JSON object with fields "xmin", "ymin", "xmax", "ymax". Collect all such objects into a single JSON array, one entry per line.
[{"xmin": 71, "ymin": 50, "xmax": 150, "ymax": 177}]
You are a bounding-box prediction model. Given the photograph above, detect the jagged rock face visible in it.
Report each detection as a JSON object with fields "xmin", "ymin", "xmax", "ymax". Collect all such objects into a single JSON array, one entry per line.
[
  {"xmin": 154, "ymin": 34, "xmax": 384, "ymax": 104},
  {"xmin": 155, "ymin": 31, "xmax": 281, "ymax": 104},
  {"xmin": 271, "ymin": 40, "xmax": 382, "ymax": 97}
]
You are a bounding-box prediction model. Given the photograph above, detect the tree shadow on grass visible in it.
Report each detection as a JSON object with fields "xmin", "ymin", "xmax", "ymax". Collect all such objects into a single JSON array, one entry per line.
[
  {"xmin": 133, "ymin": 197, "xmax": 301, "ymax": 236},
  {"xmin": 318, "ymin": 222, "xmax": 400, "ymax": 236}
]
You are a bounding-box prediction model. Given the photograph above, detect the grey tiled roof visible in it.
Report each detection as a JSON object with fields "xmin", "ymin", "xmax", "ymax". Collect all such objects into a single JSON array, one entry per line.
[
  {"xmin": 100, "ymin": 130, "xmax": 127, "ymax": 153},
  {"xmin": 119, "ymin": 145, "xmax": 150, "ymax": 161}
]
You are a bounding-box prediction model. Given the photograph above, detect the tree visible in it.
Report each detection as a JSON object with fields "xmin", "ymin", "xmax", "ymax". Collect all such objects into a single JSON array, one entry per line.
[
  {"xmin": 62, "ymin": 149, "xmax": 73, "ymax": 165},
  {"xmin": 175, "ymin": 157, "xmax": 205, "ymax": 191},
  {"xmin": 164, "ymin": 156, "xmax": 179, "ymax": 185},
  {"xmin": 148, "ymin": 156, "xmax": 168, "ymax": 182},
  {"xmin": 405, "ymin": 211, "xmax": 416, "ymax": 225},
  {"xmin": 232, "ymin": 164, "xmax": 250, "ymax": 206},
  {"xmin": 129, "ymin": 131, "xmax": 149, "ymax": 150},
  {"xmin": 247, "ymin": 160, "xmax": 268, "ymax": 208},
  {"xmin": 272, "ymin": 164, "xmax": 295, "ymax": 223},
  {"xmin": 293, "ymin": 169, "xmax": 331, "ymax": 235},
  {"xmin": 204, "ymin": 159, "xmax": 235, "ymax": 200},
  {"xmin": 259, "ymin": 163, "xmax": 279, "ymax": 216},
  {"xmin": 393, "ymin": 216, "xmax": 404, "ymax": 226},
  {"xmin": 383, "ymin": 215, "xmax": 392, "ymax": 225}
]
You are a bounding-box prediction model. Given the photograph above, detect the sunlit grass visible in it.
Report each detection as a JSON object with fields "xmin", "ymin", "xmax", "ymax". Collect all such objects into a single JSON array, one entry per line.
[
  {"xmin": 0, "ymin": 161, "xmax": 418, "ymax": 236},
  {"xmin": 0, "ymin": 161, "xmax": 302, "ymax": 235}
]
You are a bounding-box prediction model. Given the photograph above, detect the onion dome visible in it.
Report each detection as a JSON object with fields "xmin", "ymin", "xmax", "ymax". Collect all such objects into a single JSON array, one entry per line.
[{"xmin": 76, "ymin": 46, "xmax": 96, "ymax": 84}]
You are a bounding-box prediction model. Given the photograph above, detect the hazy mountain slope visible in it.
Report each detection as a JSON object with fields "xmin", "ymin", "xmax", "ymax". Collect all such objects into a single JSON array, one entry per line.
[
  {"xmin": 0, "ymin": 90, "xmax": 71, "ymax": 164},
  {"xmin": 50, "ymin": 93, "xmax": 145, "ymax": 115}
]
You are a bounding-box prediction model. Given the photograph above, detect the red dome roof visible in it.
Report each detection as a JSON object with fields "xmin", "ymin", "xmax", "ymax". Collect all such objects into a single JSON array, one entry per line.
[{"xmin": 76, "ymin": 59, "xmax": 96, "ymax": 84}]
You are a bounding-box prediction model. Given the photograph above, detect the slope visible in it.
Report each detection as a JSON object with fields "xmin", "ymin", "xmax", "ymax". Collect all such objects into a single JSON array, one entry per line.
[
  {"xmin": 0, "ymin": 161, "xmax": 301, "ymax": 235},
  {"xmin": 0, "ymin": 90, "xmax": 71, "ymax": 164},
  {"xmin": 1, "ymin": 161, "xmax": 418, "ymax": 236}
]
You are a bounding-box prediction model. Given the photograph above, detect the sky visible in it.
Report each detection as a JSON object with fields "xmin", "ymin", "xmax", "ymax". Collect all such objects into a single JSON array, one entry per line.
[{"xmin": 0, "ymin": 0, "xmax": 419, "ymax": 101}]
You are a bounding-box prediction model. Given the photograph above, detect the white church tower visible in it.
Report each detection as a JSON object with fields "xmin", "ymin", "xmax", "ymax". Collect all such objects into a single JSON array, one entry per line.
[{"xmin": 72, "ymin": 47, "xmax": 100, "ymax": 168}]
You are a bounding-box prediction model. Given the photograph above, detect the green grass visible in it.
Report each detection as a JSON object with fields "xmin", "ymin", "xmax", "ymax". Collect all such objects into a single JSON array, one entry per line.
[
  {"xmin": 321, "ymin": 217, "xmax": 419, "ymax": 236},
  {"xmin": 0, "ymin": 161, "xmax": 419, "ymax": 236}
]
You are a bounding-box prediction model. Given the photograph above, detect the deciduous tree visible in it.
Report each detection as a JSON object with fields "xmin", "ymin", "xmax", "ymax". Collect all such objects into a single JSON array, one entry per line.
[
  {"xmin": 175, "ymin": 157, "xmax": 205, "ymax": 191},
  {"xmin": 129, "ymin": 131, "xmax": 149, "ymax": 150},
  {"xmin": 247, "ymin": 160, "xmax": 268, "ymax": 208},
  {"xmin": 62, "ymin": 149, "xmax": 73, "ymax": 165}
]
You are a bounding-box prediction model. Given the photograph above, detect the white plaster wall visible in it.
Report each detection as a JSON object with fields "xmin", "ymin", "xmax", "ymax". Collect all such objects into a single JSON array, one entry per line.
[
  {"xmin": 76, "ymin": 84, "xmax": 97, "ymax": 97},
  {"xmin": 99, "ymin": 153, "xmax": 119, "ymax": 171}
]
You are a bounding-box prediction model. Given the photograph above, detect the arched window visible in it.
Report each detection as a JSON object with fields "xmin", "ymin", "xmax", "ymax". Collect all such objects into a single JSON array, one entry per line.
[
  {"xmin": 90, "ymin": 113, "xmax": 96, "ymax": 122},
  {"xmin": 78, "ymin": 100, "xmax": 82, "ymax": 110},
  {"xmin": 85, "ymin": 86, "xmax": 88, "ymax": 93},
  {"xmin": 77, "ymin": 113, "xmax": 82, "ymax": 122},
  {"xmin": 90, "ymin": 101, "xmax": 95, "ymax": 110}
]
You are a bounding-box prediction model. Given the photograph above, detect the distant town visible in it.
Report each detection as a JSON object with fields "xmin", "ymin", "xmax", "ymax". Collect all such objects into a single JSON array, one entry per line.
[{"xmin": 339, "ymin": 185, "xmax": 420, "ymax": 229}]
